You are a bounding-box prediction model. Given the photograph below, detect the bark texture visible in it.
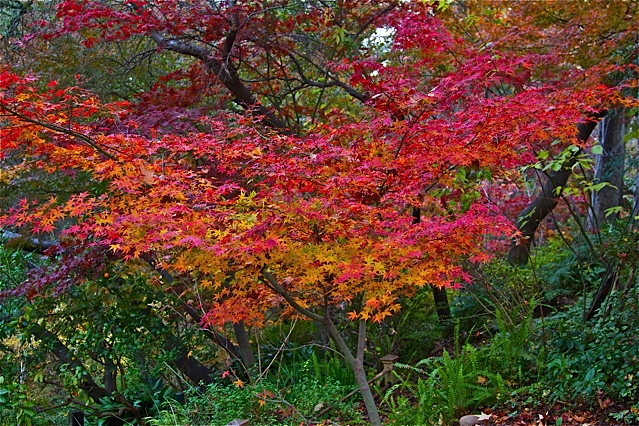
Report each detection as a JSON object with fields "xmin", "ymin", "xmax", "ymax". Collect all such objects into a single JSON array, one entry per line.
[
  {"xmin": 233, "ymin": 320, "xmax": 256, "ymax": 367},
  {"xmin": 588, "ymin": 109, "xmax": 626, "ymax": 229}
]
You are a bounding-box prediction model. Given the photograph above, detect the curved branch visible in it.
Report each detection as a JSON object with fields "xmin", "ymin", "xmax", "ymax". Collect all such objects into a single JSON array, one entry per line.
[
  {"xmin": 149, "ymin": 30, "xmax": 292, "ymax": 134},
  {"xmin": 287, "ymin": 51, "xmax": 369, "ymax": 103},
  {"xmin": 142, "ymin": 255, "xmax": 244, "ymax": 361},
  {"xmin": 260, "ymin": 267, "xmax": 324, "ymax": 322},
  {"xmin": 0, "ymin": 103, "xmax": 117, "ymax": 160},
  {"xmin": 507, "ymin": 114, "xmax": 605, "ymax": 265}
]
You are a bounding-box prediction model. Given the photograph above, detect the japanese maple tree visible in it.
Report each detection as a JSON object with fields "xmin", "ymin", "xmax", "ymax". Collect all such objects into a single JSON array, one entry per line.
[{"xmin": 1, "ymin": 0, "xmax": 636, "ymax": 423}]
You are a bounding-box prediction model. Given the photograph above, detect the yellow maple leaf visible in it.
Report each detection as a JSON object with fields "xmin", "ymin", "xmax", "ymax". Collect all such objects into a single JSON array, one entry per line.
[{"xmin": 233, "ymin": 378, "xmax": 244, "ymax": 388}]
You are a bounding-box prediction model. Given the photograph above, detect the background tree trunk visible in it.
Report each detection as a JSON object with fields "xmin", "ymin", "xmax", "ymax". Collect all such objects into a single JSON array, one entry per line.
[
  {"xmin": 233, "ymin": 321, "xmax": 255, "ymax": 367},
  {"xmin": 588, "ymin": 108, "xmax": 626, "ymax": 230}
]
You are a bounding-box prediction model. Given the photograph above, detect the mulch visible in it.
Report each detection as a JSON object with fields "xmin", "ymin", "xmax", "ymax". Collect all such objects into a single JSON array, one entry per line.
[{"xmin": 481, "ymin": 399, "xmax": 638, "ymax": 425}]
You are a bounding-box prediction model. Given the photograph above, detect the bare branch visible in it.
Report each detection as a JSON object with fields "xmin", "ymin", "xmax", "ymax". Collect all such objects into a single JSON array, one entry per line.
[
  {"xmin": 260, "ymin": 267, "xmax": 324, "ymax": 322},
  {"xmin": 0, "ymin": 102, "xmax": 117, "ymax": 160}
]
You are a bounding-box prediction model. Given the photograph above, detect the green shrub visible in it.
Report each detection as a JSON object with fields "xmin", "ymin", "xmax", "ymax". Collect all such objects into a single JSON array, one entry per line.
[
  {"xmin": 147, "ymin": 376, "xmax": 361, "ymax": 426},
  {"xmin": 542, "ymin": 284, "xmax": 639, "ymax": 403},
  {"xmin": 273, "ymin": 345, "xmax": 356, "ymax": 389}
]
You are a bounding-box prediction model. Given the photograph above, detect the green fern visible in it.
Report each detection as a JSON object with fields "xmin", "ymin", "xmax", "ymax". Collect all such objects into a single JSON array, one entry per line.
[{"xmin": 389, "ymin": 344, "xmax": 505, "ymax": 425}]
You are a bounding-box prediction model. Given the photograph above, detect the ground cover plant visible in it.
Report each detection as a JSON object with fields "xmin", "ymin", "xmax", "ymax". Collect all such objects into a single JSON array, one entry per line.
[{"xmin": 1, "ymin": 0, "xmax": 638, "ymax": 424}]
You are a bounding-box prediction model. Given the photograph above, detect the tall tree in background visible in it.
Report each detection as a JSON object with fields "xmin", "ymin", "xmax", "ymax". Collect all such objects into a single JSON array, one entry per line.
[{"xmin": 589, "ymin": 108, "xmax": 627, "ymax": 229}]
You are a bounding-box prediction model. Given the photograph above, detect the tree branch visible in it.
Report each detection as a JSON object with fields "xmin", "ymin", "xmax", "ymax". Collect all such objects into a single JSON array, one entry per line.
[
  {"xmin": 149, "ymin": 30, "xmax": 292, "ymax": 134},
  {"xmin": 356, "ymin": 319, "xmax": 366, "ymax": 364},
  {"xmin": 260, "ymin": 267, "xmax": 324, "ymax": 322},
  {"xmin": 1, "ymin": 230, "xmax": 56, "ymax": 253},
  {"xmin": 142, "ymin": 255, "xmax": 244, "ymax": 361},
  {"xmin": 29, "ymin": 323, "xmax": 111, "ymax": 403},
  {"xmin": 508, "ymin": 114, "xmax": 605, "ymax": 264},
  {"xmin": 0, "ymin": 103, "xmax": 117, "ymax": 160},
  {"xmin": 287, "ymin": 51, "xmax": 369, "ymax": 103}
]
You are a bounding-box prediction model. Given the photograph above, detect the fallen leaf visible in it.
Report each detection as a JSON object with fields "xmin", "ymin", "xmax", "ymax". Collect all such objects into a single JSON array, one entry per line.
[
  {"xmin": 477, "ymin": 412, "xmax": 492, "ymax": 421},
  {"xmin": 597, "ymin": 396, "xmax": 611, "ymax": 409}
]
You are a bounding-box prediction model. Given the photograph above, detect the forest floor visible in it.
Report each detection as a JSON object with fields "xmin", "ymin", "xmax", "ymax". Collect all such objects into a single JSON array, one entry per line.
[{"xmin": 482, "ymin": 398, "xmax": 637, "ymax": 425}]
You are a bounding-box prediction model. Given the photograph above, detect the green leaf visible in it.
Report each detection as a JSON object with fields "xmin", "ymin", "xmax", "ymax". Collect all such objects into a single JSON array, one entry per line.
[
  {"xmin": 588, "ymin": 182, "xmax": 615, "ymax": 192},
  {"xmin": 623, "ymin": 128, "xmax": 639, "ymax": 143},
  {"xmin": 591, "ymin": 145, "xmax": 604, "ymax": 155},
  {"xmin": 604, "ymin": 206, "xmax": 623, "ymax": 218}
]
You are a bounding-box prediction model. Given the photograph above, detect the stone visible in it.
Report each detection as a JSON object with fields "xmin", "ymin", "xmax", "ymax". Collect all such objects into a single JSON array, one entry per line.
[{"xmin": 459, "ymin": 415, "xmax": 481, "ymax": 426}]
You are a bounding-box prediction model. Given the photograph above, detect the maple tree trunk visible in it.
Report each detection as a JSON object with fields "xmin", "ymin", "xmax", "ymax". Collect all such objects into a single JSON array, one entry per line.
[
  {"xmin": 414, "ymin": 208, "xmax": 452, "ymax": 327},
  {"xmin": 103, "ymin": 350, "xmax": 117, "ymax": 394},
  {"xmin": 508, "ymin": 118, "xmax": 602, "ymax": 265},
  {"xmin": 323, "ymin": 317, "xmax": 382, "ymax": 426},
  {"xmin": 588, "ymin": 108, "xmax": 626, "ymax": 230},
  {"xmin": 432, "ymin": 286, "xmax": 452, "ymax": 328},
  {"xmin": 260, "ymin": 269, "xmax": 381, "ymax": 424}
]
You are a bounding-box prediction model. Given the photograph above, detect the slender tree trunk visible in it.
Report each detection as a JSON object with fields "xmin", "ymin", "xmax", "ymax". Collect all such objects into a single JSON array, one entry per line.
[
  {"xmin": 413, "ymin": 207, "xmax": 452, "ymax": 326},
  {"xmin": 508, "ymin": 117, "xmax": 603, "ymax": 264},
  {"xmin": 323, "ymin": 317, "xmax": 382, "ymax": 426},
  {"xmin": 588, "ymin": 108, "xmax": 626, "ymax": 230},
  {"xmin": 260, "ymin": 269, "xmax": 382, "ymax": 425}
]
